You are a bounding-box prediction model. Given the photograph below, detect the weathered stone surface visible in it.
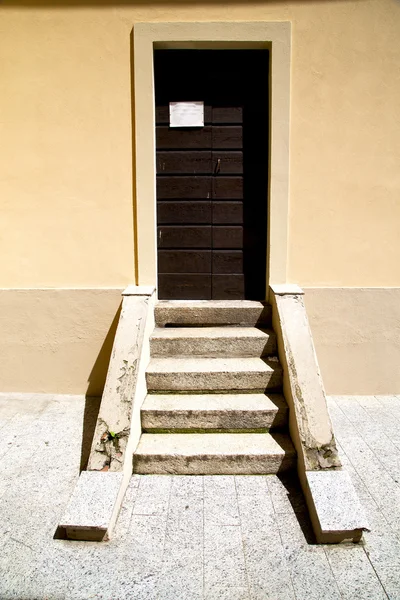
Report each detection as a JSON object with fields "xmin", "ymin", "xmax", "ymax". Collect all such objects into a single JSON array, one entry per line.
[
  {"xmin": 270, "ymin": 289, "xmax": 371, "ymax": 543},
  {"xmin": 141, "ymin": 393, "xmax": 288, "ymax": 430},
  {"xmin": 155, "ymin": 300, "xmax": 271, "ymax": 327},
  {"xmin": 306, "ymin": 470, "xmax": 370, "ymax": 543},
  {"xmin": 59, "ymin": 471, "xmax": 123, "ymax": 540},
  {"xmin": 270, "ymin": 291, "xmax": 341, "ymax": 470},
  {"xmin": 88, "ymin": 294, "xmax": 150, "ymax": 472},
  {"xmin": 146, "ymin": 357, "xmax": 283, "ymax": 392},
  {"xmin": 150, "ymin": 326, "xmax": 277, "ymax": 357},
  {"xmin": 132, "ymin": 433, "xmax": 296, "ymax": 474}
]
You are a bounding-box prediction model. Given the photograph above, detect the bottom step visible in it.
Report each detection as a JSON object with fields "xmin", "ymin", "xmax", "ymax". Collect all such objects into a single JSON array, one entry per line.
[{"xmin": 132, "ymin": 433, "xmax": 296, "ymax": 475}]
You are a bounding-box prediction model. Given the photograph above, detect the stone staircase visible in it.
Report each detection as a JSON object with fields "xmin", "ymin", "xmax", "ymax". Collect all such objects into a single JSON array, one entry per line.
[{"xmin": 132, "ymin": 300, "xmax": 296, "ymax": 475}]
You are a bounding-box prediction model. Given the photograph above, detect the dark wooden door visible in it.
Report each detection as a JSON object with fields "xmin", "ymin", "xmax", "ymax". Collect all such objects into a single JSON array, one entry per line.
[{"xmin": 154, "ymin": 50, "xmax": 269, "ymax": 300}]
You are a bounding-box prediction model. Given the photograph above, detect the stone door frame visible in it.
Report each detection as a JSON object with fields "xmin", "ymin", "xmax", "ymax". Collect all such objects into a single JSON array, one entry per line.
[{"xmin": 132, "ymin": 21, "xmax": 291, "ymax": 295}]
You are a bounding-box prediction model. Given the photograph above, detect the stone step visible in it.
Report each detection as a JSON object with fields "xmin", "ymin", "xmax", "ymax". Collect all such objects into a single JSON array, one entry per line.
[
  {"xmin": 132, "ymin": 432, "xmax": 296, "ymax": 474},
  {"xmin": 150, "ymin": 326, "xmax": 277, "ymax": 357},
  {"xmin": 146, "ymin": 357, "xmax": 283, "ymax": 392},
  {"xmin": 141, "ymin": 393, "xmax": 288, "ymax": 431},
  {"xmin": 155, "ymin": 300, "xmax": 271, "ymax": 327}
]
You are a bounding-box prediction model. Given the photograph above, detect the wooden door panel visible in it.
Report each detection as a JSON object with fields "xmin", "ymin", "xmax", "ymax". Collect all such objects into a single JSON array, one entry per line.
[
  {"xmin": 155, "ymin": 50, "xmax": 269, "ymax": 300},
  {"xmin": 213, "ymin": 226, "xmax": 243, "ymax": 249},
  {"xmin": 212, "ymin": 126, "xmax": 243, "ymax": 149},
  {"xmin": 212, "ymin": 201, "xmax": 243, "ymax": 224},
  {"xmin": 212, "ymin": 250, "xmax": 243, "ymax": 274},
  {"xmin": 212, "ymin": 107, "xmax": 243, "ymax": 124},
  {"xmin": 158, "ymin": 226, "xmax": 211, "ymax": 248},
  {"xmin": 158, "ymin": 274, "xmax": 212, "ymax": 300},
  {"xmin": 212, "ymin": 275, "xmax": 245, "ymax": 299},
  {"xmin": 157, "ymin": 176, "xmax": 212, "ymax": 199},
  {"xmin": 157, "ymin": 151, "xmax": 211, "ymax": 175},
  {"xmin": 212, "ymin": 152, "xmax": 243, "ymax": 175},
  {"xmin": 213, "ymin": 177, "xmax": 243, "ymax": 199},
  {"xmin": 158, "ymin": 250, "xmax": 211, "ymax": 273},
  {"xmin": 157, "ymin": 201, "xmax": 211, "ymax": 224},
  {"xmin": 156, "ymin": 126, "xmax": 212, "ymax": 149}
]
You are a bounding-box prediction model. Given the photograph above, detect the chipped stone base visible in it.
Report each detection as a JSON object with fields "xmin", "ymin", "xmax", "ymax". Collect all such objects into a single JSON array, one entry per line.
[
  {"xmin": 88, "ymin": 293, "xmax": 150, "ymax": 472},
  {"xmin": 270, "ymin": 286, "xmax": 370, "ymax": 543},
  {"xmin": 305, "ymin": 470, "xmax": 370, "ymax": 544},
  {"xmin": 59, "ymin": 472, "xmax": 123, "ymax": 541},
  {"xmin": 59, "ymin": 288, "xmax": 156, "ymax": 541}
]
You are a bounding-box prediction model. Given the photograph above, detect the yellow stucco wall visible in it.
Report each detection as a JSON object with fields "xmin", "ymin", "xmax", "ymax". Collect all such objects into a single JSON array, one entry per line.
[
  {"xmin": 0, "ymin": 288, "xmax": 123, "ymax": 394},
  {"xmin": 0, "ymin": 0, "xmax": 399, "ymax": 288},
  {"xmin": 0, "ymin": 1, "xmax": 399, "ymax": 394}
]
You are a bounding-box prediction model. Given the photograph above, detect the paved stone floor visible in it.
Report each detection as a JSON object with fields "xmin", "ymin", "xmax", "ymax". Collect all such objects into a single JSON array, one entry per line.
[{"xmin": 0, "ymin": 393, "xmax": 400, "ymax": 599}]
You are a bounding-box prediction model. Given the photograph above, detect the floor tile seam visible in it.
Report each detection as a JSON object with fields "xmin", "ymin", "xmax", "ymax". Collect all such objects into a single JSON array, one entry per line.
[
  {"xmin": 338, "ymin": 462, "xmax": 400, "ymax": 536},
  {"xmin": 0, "ymin": 404, "xmax": 81, "ymax": 459},
  {"xmin": 360, "ymin": 402, "xmax": 400, "ymax": 428},
  {"xmin": 373, "ymin": 400, "xmax": 400, "ymax": 420},
  {"xmin": 129, "ymin": 475, "xmax": 145, "ymax": 525},
  {"xmin": 0, "ymin": 414, "xmax": 44, "ymax": 451},
  {"xmin": 154, "ymin": 476, "xmax": 174, "ymax": 600},
  {"xmin": 329, "ymin": 401, "xmax": 373, "ymax": 440},
  {"xmin": 233, "ymin": 476, "xmax": 252, "ymax": 600},
  {"xmin": 327, "ymin": 400, "xmax": 363, "ymax": 439},
  {"xmin": 375, "ymin": 402, "xmax": 400, "ymax": 417},
  {"xmin": 362, "ymin": 546, "xmax": 391, "ymax": 600},
  {"xmin": 265, "ymin": 473, "xmax": 283, "ymax": 518},
  {"xmin": 353, "ymin": 429, "xmax": 400, "ymax": 457},
  {"xmin": 0, "ymin": 434, "xmax": 51, "ymax": 473},
  {"xmin": 265, "ymin": 476, "xmax": 298, "ymax": 600},
  {"xmin": 121, "ymin": 479, "xmax": 141, "ymax": 538},
  {"xmin": 340, "ymin": 400, "xmax": 400, "ymax": 438},
  {"xmin": 34, "ymin": 398, "xmax": 66, "ymax": 421},
  {"xmin": 163, "ymin": 475, "xmax": 175, "ymax": 539},
  {"xmin": 337, "ymin": 399, "xmax": 400, "ymax": 456},
  {"xmin": 340, "ymin": 433, "xmax": 400, "ymax": 492},
  {"xmin": 203, "ymin": 476, "xmax": 241, "ymax": 528},
  {"xmin": 265, "ymin": 472, "xmax": 290, "ymax": 517},
  {"xmin": 202, "ymin": 475, "xmax": 205, "ymax": 600},
  {"xmin": 361, "ymin": 403, "xmax": 400, "ymax": 422},
  {"xmin": 341, "ymin": 429, "xmax": 400, "ymax": 481},
  {"xmin": 334, "ymin": 429, "xmax": 400, "ymax": 492},
  {"xmin": 322, "ymin": 546, "xmax": 349, "ymax": 600},
  {"xmin": 341, "ymin": 460, "xmax": 395, "ymax": 511},
  {"xmin": 206, "ymin": 523, "xmax": 242, "ymax": 530},
  {"xmin": 375, "ymin": 394, "xmax": 400, "ymax": 408},
  {"xmin": 330, "ymin": 442, "xmax": 383, "ymax": 517},
  {"xmin": 0, "ymin": 415, "xmax": 16, "ymax": 439},
  {"xmin": 374, "ymin": 412, "xmax": 400, "ymax": 431}
]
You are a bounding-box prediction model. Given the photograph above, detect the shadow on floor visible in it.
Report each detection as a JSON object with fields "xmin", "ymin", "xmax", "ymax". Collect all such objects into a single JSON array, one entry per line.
[
  {"xmin": 79, "ymin": 395, "xmax": 102, "ymax": 472},
  {"xmin": 277, "ymin": 472, "xmax": 316, "ymax": 545}
]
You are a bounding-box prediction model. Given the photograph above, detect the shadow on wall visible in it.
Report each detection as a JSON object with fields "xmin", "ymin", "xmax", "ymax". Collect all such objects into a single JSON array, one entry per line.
[
  {"xmin": 86, "ymin": 302, "xmax": 121, "ymax": 397},
  {"xmin": 79, "ymin": 303, "xmax": 121, "ymax": 471}
]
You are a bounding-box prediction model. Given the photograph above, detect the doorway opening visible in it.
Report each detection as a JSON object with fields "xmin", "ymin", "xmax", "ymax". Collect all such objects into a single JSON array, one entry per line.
[{"xmin": 154, "ymin": 49, "xmax": 269, "ymax": 300}]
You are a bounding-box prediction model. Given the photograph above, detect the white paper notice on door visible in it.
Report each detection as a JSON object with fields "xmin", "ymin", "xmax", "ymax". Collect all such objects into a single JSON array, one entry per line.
[{"xmin": 169, "ymin": 101, "xmax": 204, "ymax": 128}]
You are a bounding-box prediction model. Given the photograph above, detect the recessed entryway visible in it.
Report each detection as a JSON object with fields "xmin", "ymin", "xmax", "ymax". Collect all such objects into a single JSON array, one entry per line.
[
  {"xmin": 154, "ymin": 49, "xmax": 269, "ymax": 300},
  {"xmin": 132, "ymin": 22, "xmax": 291, "ymax": 293}
]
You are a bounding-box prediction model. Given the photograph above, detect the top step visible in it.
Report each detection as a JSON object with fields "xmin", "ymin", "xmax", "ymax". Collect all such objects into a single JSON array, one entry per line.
[{"xmin": 155, "ymin": 300, "xmax": 272, "ymax": 327}]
